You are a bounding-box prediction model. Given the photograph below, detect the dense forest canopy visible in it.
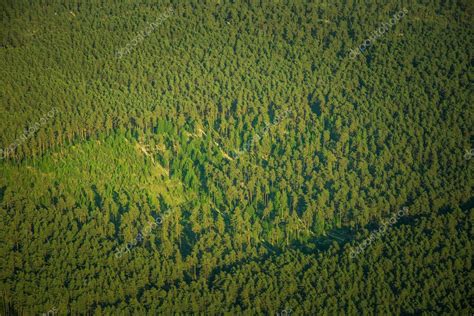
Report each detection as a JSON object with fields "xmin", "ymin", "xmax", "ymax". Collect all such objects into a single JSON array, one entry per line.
[{"xmin": 0, "ymin": 0, "xmax": 472, "ymax": 314}]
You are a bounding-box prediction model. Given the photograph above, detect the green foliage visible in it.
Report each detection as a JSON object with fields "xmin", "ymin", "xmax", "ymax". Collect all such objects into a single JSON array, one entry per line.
[{"xmin": 0, "ymin": 0, "xmax": 472, "ymax": 314}]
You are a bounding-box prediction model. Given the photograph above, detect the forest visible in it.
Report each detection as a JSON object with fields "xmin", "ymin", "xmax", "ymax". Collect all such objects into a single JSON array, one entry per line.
[{"xmin": 0, "ymin": 0, "xmax": 472, "ymax": 314}]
